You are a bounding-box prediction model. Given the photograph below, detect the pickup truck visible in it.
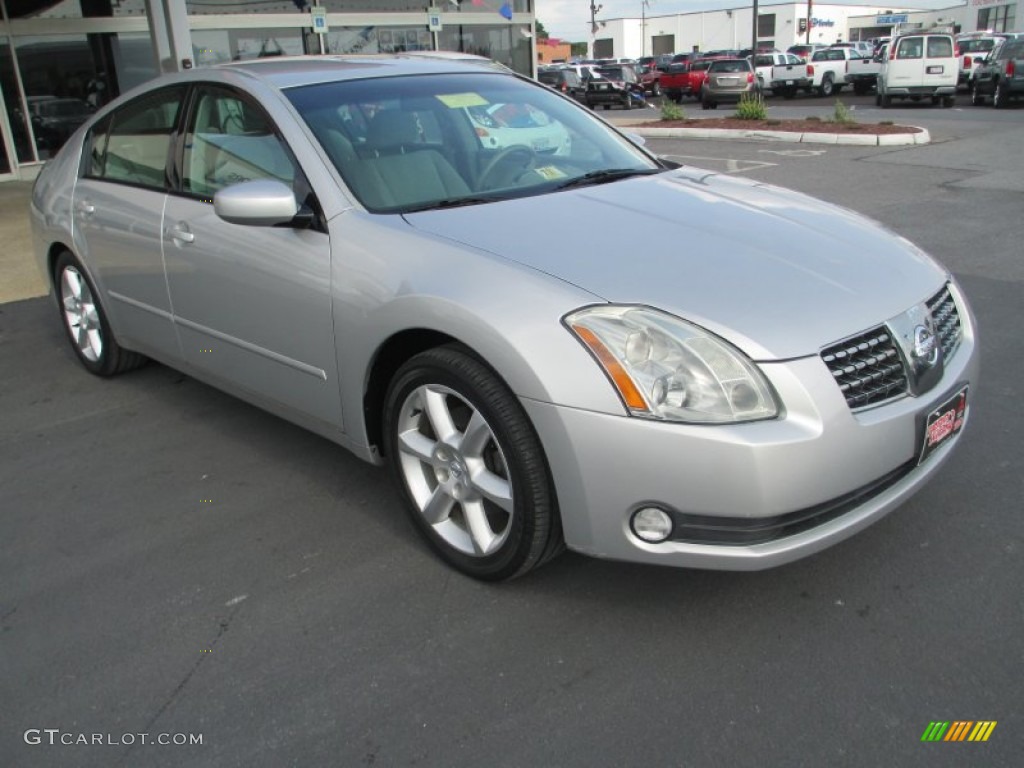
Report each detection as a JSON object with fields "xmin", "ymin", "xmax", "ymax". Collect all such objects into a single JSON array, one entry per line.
[
  {"xmin": 809, "ymin": 47, "xmax": 881, "ymax": 96},
  {"xmin": 752, "ymin": 53, "xmax": 811, "ymax": 98},
  {"xmin": 661, "ymin": 56, "xmax": 728, "ymax": 102}
]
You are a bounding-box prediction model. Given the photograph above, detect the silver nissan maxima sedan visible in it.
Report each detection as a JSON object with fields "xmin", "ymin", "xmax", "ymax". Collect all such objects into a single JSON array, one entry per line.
[{"xmin": 30, "ymin": 56, "xmax": 978, "ymax": 580}]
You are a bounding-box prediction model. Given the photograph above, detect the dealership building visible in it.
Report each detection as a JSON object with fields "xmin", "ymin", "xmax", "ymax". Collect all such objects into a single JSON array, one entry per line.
[
  {"xmin": 0, "ymin": 0, "xmax": 536, "ymax": 182},
  {"xmin": 590, "ymin": 1, "xmax": 1019, "ymax": 59}
]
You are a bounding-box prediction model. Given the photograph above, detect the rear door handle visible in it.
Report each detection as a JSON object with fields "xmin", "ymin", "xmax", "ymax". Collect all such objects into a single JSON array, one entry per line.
[
  {"xmin": 75, "ymin": 200, "xmax": 95, "ymax": 216},
  {"xmin": 169, "ymin": 223, "xmax": 195, "ymax": 245}
]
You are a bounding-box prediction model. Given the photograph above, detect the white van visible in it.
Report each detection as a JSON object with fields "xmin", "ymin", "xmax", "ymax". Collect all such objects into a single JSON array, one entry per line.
[{"xmin": 877, "ymin": 33, "xmax": 957, "ymax": 107}]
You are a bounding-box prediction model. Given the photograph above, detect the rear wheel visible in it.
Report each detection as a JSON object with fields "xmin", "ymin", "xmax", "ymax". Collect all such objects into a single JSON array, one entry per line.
[
  {"xmin": 993, "ymin": 81, "xmax": 1007, "ymax": 109},
  {"xmin": 650, "ymin": 81, "xmax": 661, "ymax": 97},
  {"xmin": 819, "ymin": 75, "xmax": 834, "ymax": 97},
  {"xmin": 53, "ymin": 250, "xmax": 146, "ymax": 377},
  {"xmin": 383, "ymin": 347, "xmax": 562, "ymax": 581}
]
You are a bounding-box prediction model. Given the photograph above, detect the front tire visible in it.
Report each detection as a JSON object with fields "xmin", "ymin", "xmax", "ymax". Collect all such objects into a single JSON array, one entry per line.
[
  {"xmin": 383, "ymin": 346, "xmax": 562, "ymax": 581},
  {"xmin": 971, "ymin": 82, "xmax": 985, "ymax": 106},
  {"xmin": 53, "ymin": 251, "xmax": 145, "ymax": 377}
]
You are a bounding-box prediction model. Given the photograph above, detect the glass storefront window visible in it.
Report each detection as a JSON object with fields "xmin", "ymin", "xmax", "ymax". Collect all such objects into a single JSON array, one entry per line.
[
  {"xmin": 436, "ymin": 23, "xmax": 531, "ymax": 74},
  {"xmin": 186, "ymin": 0, "xmax": 313, "ymax": 14},
  {"xmin": 192, "ymin": 28, "xmax": 308, "ymax": 66},
  {"xmin": 1, "ymin": 36, "xmax": 36, "ymax": 165},
  {"xmin": 326, "ymin": 26, "xmax": 432, "ymax": 54},
  {"xmin": 4, "ymin": 0, "xmax": 148, "ymax": 20},
  {"xmin": 13, "ymin": 32, "xmax": 154, "ymax": 158},
  {"xmin": 321, "ymin": 1, "xmax": 531, "ymax": 13}
]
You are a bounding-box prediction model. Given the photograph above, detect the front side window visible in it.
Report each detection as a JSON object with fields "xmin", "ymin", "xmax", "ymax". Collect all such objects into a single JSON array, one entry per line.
[
  {"xmin": 90, "ymin": 86, "xmax": 185, "ymax": 189},
  {"xmin": 183, "ymin": 88, "xmax": 298, "ymax": 198}
]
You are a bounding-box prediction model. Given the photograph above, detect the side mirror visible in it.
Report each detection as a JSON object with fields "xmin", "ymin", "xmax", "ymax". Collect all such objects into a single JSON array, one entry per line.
[
  {"xmin": 214, "ymin": 179, "xmax": 301, "ymax": 227},
  {"xmin": 623, "ymin": 132, "xmax": 646, "ymax": 147}
]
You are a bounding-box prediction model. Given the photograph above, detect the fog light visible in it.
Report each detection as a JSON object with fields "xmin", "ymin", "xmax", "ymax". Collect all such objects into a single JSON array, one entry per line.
[{"xmin": 631, "ymin": 507, "xmax": 673, "ymax": 543}]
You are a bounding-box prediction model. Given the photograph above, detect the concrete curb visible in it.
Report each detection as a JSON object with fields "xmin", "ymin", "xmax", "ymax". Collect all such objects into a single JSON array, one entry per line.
[{"xmin": 628, "ymin": 125, "xmax": 930, "ymax": 146}]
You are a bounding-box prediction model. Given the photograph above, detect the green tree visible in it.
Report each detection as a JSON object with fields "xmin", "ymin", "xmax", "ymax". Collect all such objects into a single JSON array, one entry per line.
[{"xmin": 535, "ymin": 19, "xmax": 550, "ymax": 40}]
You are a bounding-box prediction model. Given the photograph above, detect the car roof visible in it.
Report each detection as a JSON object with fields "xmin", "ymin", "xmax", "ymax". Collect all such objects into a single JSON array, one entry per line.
[{"xmin": 200, "ymin": 54, "xmax": 514, "ymax": 90}]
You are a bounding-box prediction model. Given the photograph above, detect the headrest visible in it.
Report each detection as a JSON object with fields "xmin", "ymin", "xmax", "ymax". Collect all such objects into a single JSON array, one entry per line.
[{"xmin": 367, "ymin": 110, "xmax": 421, "ymax": 151}]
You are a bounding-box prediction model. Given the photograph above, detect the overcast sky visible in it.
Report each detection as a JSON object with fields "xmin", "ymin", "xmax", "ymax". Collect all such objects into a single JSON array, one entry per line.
[{"xmin": 533, "ymin": 0, "xmax": 953, "ymax": 42}]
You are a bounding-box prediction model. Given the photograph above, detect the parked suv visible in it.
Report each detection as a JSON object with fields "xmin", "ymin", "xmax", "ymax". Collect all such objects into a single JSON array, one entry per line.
[
  {"xmin": 585, "ymin": 64, "xmax": 645, "ymax": 110},
  {"xmin": 971, "ymin": 37, "xmax": 1024, "ymax": 107},
  {"xmin": 877, "ymin": 33, "xmax": 957, "ymax": 107},
  {"xmin": 537, "ymin": 67, "xmax": 586, "ymax": 103},
  {"xmin": 701, "ymin": 58, "xmax": 758, "ymax": 109},
  {"xmin": 955, "ymin": 32, "xmax": 1004, "ymax": 89}
]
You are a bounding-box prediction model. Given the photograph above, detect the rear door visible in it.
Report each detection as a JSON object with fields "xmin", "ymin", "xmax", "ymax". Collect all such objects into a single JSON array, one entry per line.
[
  {"xmin": 73, "ymin": 86, "xmax": 186, "ymax": 360},
  {"xmin": 921, "ymin": 35, "xmax": 957, "ymax": 89},
  {"xmin": 888, "ymin": 36, "xmax": 927, "ymax": 88}
]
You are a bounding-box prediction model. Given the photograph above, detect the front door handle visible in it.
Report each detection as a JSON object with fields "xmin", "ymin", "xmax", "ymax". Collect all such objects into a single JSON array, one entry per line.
[{"xmin": 169, "ymin": 223, "xmax": 195, "ymax": 245}]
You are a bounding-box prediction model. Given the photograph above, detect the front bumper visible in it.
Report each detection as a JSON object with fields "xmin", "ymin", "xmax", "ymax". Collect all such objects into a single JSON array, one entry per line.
[{"xmin": 523, "ymin": 295, "xmax": 978, "ymax": 571}]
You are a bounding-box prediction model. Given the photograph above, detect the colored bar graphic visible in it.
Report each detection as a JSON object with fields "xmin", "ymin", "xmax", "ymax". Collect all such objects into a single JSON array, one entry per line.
[
  {"xmin": 921, "ymin": 721, "xmax": 996, "ymax": 742},
  {"xmin": 945, "ymin": 721, "xmax": 972, "ymax": 741},
  {"xmin": 969, "ymin": 722, "xmax": 997, "ymax": 742}
]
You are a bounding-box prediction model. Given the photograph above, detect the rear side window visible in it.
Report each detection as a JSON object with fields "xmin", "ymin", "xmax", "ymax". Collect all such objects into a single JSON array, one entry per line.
[
  {"xmin": 927, "ymin": 37, "xmax": 954, "ymax": 58},
  {"xmin": 1006, "ymin": 41, "xmax": 1024, "ymax": 58},
  {"xmin": 86, "ymin": 86, "xmax": 185, "ymax": 189},
  {"xmin": 896, "ymin": 37, "xmax": 924, "ymax": 60}
]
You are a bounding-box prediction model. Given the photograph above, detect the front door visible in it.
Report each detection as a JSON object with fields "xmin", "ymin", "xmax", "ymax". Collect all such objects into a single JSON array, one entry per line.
[{"xmin": 163, "ymin": 85, "xmax": 341, "ymax": 428}]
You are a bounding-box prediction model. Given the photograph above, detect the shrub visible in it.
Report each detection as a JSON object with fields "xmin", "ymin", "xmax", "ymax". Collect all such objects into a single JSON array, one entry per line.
[
  {"xmin": 831, "ymin": 99, "xmax": 857, "ymax": 125},
  {"xmin": 734, "ymin": 93, "xmax": 767, "ymax": 120},
  {"xmin": 660, "ymin": 101, "xmax": 686, "ymax": 121},
  {"xmin": 805, "ymin": 115, "xmax": 822, "ymax": 122}
]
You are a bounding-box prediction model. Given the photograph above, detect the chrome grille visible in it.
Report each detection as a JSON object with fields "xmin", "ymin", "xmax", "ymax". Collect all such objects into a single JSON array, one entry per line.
[
  {"xmin": 821, "ymin": 328, "xmax": 908, "ymax": 409},
  {"xmin": 926, "ymin": 285, "xmax": 962, "ymax": 361}
]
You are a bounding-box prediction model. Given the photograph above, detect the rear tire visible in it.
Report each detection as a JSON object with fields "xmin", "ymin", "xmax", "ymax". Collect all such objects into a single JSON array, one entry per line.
[
  {"xmin": 53, "ymin": 250, "xmax": 146, "ymax": 377},
  {"xmin": 993, "ymin": 81, "xmax": 1007, "ymax": 109},
  {"xmin": 819, "ymin": 75, "xmax": 834, "ymax": 97},
  {"xmin": 650, "ymin": 81, "xmax": 661, "ymax": 97},
  {"xmin": 383, "ymin": 346, "xmax": 563, "ymax": 581}
]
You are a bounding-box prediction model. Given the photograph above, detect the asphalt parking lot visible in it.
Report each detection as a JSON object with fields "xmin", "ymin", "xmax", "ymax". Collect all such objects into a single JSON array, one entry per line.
[{"xmin": 2, "ymin": 101, "xmax": 1022, "ymax": 767}]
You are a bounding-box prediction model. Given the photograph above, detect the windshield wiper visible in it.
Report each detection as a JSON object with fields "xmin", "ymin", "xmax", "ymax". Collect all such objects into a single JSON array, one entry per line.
[
  {"xmin": 401, "ymin": 196, "xmax": 505, "ymax": 213},
  {"xmin": 554, "ymin": 168, "xmax": 662, "ymax": 191}
]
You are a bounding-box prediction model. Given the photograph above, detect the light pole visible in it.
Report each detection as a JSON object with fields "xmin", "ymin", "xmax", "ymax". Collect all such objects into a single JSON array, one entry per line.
[
  {"xmin": 590, "ymin": 0, "xmax": 602, "ymax": 59},
  {"xmin": 751, "ymin": 0, "xmax": 759, "ymax": 53},
  {"xmin": 641, "ymin": 0, "xmax": 650, "ymax": 58}
]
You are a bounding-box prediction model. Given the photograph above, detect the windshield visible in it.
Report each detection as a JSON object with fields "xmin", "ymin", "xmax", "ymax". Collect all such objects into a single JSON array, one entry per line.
[{"xmin": 286, "ymin": 72, "xmax": 660, "ymax": 214}]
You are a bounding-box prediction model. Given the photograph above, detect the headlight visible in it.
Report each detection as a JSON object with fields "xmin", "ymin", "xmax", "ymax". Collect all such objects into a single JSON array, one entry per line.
[{"xmin": 565, "ymin": 306, "xmax": 779, "ymax": 423}]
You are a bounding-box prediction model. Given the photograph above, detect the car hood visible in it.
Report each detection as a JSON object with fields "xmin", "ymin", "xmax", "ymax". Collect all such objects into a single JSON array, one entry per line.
[{"xmin": 403, "ymin": 168, "xmax": 947, "ymax": 360}]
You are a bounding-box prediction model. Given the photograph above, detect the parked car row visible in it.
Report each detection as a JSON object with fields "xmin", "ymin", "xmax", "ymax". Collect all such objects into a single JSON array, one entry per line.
[
  {"xmin": 538, "ymin": 62, "xmax": 647, "ymax": 111},
  {"xmin": 539, "ymin": 31, "xmax": 1024, "ymax": 111}
]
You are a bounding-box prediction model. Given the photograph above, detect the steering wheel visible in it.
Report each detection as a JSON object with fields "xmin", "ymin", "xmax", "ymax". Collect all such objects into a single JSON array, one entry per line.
[{"xmin": 478, "ymin": 145, "xmax": 537, "ymax": 190}]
